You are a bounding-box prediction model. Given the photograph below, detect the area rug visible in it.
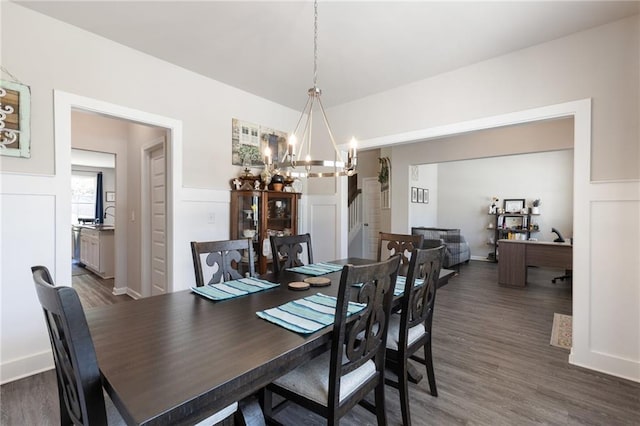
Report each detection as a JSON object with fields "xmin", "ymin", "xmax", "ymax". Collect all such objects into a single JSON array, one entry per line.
[{"xmin": 550, "ymin": 313, "xmax": 572, "ymax": 349}]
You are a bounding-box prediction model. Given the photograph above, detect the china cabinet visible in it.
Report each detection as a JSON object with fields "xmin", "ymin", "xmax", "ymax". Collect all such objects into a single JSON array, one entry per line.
[{"xmin": 230, "ymin": 190, "xmax": 301, "ymax": 274}]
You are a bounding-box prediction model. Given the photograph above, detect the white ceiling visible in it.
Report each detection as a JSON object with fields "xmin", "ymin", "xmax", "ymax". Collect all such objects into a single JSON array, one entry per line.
[{"xmin": 16, "ymin": 1, "xmax": 640, "ymax": 109}]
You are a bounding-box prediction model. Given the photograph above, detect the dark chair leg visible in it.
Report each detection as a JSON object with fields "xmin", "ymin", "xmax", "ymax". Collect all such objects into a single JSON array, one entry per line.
[
  {"xmin": 260, "ymin": 387, "xmax": 273, "ymax": 421},
  {"xmin": 374, "ymin": 381, "xmax": 388, "ymax": 426},
  {"xmin": 236, "ymin": 395, "xmax": 266, "ymax": 426},
  {"xmin": 424, "ymin": 343, "xmax": 438, "ymax": 397},
  {"xmin": 398, "ymin": 357, "xmax": 411, "ymax": 426}
]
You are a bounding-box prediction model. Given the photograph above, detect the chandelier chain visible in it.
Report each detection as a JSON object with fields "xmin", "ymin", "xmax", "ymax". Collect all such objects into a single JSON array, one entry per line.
[{"xmin": 313, "ymin": 0, "xmax": 318, "ymax": 88}]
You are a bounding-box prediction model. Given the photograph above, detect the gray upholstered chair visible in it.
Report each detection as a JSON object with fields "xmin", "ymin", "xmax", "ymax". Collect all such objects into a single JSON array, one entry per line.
[
  {"xmin": 377, "ymin": 232, "xmax": 424, "ymax": 276},
  {"xmin": 191, "ymin": 238, "xmax": 255, "ymax": 286},
  {"xmin": 269, "ymin": 233, "xmax": 313, "ymax": 273},
  {"xmin": 384, "ymin": 245, "xmax": 446, "ymax": 426},
  {"xmin": 263, "ymin": 255, "xmax": 401, "ymax": 425},
  {"xmin": 32, "ymin": 265, "xmax": 239, "ymax": 426}
]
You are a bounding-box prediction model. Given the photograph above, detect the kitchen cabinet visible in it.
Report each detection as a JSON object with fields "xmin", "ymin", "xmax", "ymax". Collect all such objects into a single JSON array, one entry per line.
[{"xmin": 79, "ymin": 227, "xmax": 115, "ymax": 279}]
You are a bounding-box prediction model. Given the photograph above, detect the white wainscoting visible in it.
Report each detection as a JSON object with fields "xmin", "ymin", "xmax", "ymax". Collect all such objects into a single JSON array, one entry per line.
[
  {"xmin": 1, "ymin": 174, "xmax": 58, "ymax": 383},
  {"xmin": 173, "ymin": 187, "xmax": 231, "ymax": 292},
  {"xmin": 571, "ymin": 180, "xmax": 640, "ymax": 382}
]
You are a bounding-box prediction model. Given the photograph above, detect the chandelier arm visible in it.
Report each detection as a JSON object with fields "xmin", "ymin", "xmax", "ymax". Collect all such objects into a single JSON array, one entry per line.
[
  {"xmin": 316, "ymin": 95, "xmax": 345, "ymax": 164},
  {"xmin": 292, "ymin": 96, "xmax": 312, "ymax": 136}
]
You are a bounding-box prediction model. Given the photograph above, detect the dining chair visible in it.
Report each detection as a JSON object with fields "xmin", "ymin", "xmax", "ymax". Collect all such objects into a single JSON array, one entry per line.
[
  {"xmin": 31, "ymin": 265, "xmax": 239, "ymax": 426},
  {"xmin": 191, "ymin": 239, "xmax": 255, "ymax": 286},
  {"xmin": 384, "ymin": 245, "xmax": 445, "ymax": 426},
  {"xmin": 262, "ymin": 255, "xmax": 401, "ymax": 425},
  {"xmin": 377, "ymin": 232, "xmax": 424, "ymax": 276},
  {"xmin": 269, "ymin": 233, "xmax": 313, "ymax": 273}
]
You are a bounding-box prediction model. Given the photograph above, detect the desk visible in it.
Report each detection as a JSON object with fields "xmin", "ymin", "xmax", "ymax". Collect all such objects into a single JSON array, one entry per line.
[
  {"xmin": 498, "ymin": 240, "xmax": 572, "ymax": 287},
  {"xmin": 85, "ymin": 259, "xmax": 455, "ymax": 425}
]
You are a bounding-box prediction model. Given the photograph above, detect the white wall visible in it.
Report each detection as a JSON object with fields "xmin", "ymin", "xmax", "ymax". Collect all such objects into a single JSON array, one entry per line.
[
  {"xmin": 408, "ymin": 164, "xmax": 438, "ymax": 229},
  {"xmin": 0, "ymin": 3, "xmax": 300, "ymax": 383},
  {"xmin": 330, "ymin": 16, "xmax": 639, "ymax": 381},
  {"xmin": 436, "ymin": 150, "xmax": 574, "ymax": 259}
]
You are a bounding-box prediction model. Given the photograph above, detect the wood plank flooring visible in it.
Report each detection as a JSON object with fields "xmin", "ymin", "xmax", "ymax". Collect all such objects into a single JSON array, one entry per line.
[
  {"xmin": 71, "ymin": 264, "xmax": 133, "ymax": 309},
  {"xmin": 2, "ymin": 261, "xmax": 638, "ymax": 425}
]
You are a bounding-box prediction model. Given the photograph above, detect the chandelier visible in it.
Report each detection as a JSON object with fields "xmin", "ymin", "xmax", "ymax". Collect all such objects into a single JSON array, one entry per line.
[{"xmin": 266, "ymin": 0, "xmax": 357, "ymax": 178}]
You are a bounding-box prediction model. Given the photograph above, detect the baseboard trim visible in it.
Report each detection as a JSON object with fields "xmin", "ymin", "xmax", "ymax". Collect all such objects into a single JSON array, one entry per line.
[
  {"xmin": 126, "ymin": 288, "xmax": 143, "ymax": 299},
  {"xmin": 1, "ymin": 350, "xmax": 54, "ymax": 385}
]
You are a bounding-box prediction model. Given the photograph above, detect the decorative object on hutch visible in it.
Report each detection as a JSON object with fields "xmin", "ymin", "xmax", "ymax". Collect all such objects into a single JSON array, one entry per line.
[
  {"xmin": 0, "ymin": 76, "xmax": 31, "ymax": 158},
  {"xmin": 266, "ymin": 0, "xmax": 357, "ymax": 179},
  {"xmin": 230, "ymin": 190, "xmax": 300, "ymax": 274}
]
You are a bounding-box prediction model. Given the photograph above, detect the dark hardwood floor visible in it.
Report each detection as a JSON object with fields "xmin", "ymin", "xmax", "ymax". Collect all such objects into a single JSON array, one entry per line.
[
  {"xmin": 2, "ymin": 261, "xmax": 638, "ymax": 425},
  {"xmin": 71, "ymin": 262, "xmax": 132, "ymax": 309}
]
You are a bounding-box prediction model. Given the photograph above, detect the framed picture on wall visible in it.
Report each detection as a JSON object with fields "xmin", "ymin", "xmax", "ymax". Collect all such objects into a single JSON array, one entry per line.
[
  {"xmin": 411, "ymin": 187, "xmax": 417, "ymax": 203},
  {"xmin": 417, "ymin": 188, "xmax": 424, "ymax": 203},
  {"xmin": 503, "ymin": 215, "xmax": 524, "ymax": 229},
  {"xmin": 503, "ymin": 198, "xmax": 525, "ymax": 213},
  {"xmin": 423, "ymin": 189, "xmax": 429, "ymax": 204}
]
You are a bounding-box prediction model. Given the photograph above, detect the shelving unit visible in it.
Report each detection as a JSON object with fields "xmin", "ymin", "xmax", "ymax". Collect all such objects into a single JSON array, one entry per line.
[
  {"xmin": 487, "ymin": 213, "xmax": 539, "ymax": 262},
  {"xmin": 230, "ymin": 190, "xmax": 301, "ymax": 274}
]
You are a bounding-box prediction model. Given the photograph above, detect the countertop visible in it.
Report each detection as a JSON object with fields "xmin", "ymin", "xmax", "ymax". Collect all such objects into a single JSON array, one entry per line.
[{"xmin": 73, "ymin": 224, "xmax": 115, "ymax": 231}]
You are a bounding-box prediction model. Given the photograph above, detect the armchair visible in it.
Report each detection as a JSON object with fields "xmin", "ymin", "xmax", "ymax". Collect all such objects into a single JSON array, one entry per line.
[{"xmin": 411, "ymin": 227, "xmax": 470, "ymax": 268}]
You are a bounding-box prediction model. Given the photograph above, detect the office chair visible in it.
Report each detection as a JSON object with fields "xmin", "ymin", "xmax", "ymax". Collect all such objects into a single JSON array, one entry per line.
[{"xmin": 551, "ymin": 228, "xmax": 572, "ymax": 283}]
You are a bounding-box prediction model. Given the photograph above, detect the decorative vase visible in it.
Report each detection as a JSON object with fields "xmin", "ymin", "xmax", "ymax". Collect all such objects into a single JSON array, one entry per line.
[
  {"xmin": 271, "ymin": 174, "xmax": 284, "ymax": 191},
  {"xmin": 531, "ymin": 207, "xmax": 540, "ymax": 215}
]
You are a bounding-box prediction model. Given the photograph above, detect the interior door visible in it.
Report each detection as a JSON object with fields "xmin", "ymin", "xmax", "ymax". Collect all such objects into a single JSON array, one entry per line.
[
  {"xmin": 150, "ymin": 145, "xmax": 167, "ymax": 295},
  {"xmin": 362, "ymin": 177, "xmax": 381, "ymax": 260}
]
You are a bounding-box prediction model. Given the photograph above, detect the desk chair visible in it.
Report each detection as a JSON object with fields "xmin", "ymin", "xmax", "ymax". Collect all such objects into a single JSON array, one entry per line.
[
  {"xmin": 263, "ymin": 255, "xmax": 401, "ymax": 425},
  {"xmin": 377, "ymin": 232, "xmax": 424, "ymax": 276},
  {"xmin": 384, "ymin": 246, "xmax": 445, "ymax": 426},
  {"xmin": 191, "ymin": 239, "xmax": 255, "ymax": 286},
  {"xmin": 32, "ymin": 265, "xmax": 239, "ymax": 426},
  {"xmin": 269, "ymin": 233, "xmax": 313, "ymax": 273}
]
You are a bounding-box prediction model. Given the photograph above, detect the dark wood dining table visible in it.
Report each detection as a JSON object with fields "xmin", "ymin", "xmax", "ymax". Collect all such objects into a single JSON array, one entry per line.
[{"xmin": 85, "ymin": 258, "xmax": 455, "ymax": 425}]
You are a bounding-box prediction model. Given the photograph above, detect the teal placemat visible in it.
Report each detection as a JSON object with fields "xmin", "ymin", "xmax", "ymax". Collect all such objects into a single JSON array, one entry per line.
[
  {"xmin": 286, "ymin": 262, "xmax": 344, "ymax": 276},
  {"xmin": 256, "ymin": 293, "xmax": 366, "ymax": 334},
  {"xmin": 393, "ymin": 275, "xmax": 424, "ymax": 296},
  {"xmin": 191, "ymin": 277, "xmax": 279, "ymax": 301}
]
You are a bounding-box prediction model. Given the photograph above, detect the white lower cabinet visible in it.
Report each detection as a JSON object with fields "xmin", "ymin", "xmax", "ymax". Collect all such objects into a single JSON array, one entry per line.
[{"xmin": 79, "ymin": 228, "xmax": 114, "ymax": 279}]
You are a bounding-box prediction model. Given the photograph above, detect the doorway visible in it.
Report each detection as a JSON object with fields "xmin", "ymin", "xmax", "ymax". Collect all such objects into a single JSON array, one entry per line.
[
  {"xmin": 362, "ymin": 177, "xmax": 381, "ymax": 260},
  {"xmin": 55, "ymin": 93, "xmax": 179, "ymax": 299}
]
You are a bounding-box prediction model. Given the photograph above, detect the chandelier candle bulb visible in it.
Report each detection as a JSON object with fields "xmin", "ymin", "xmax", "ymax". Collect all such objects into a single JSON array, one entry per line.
[{"xmin": 264, "ymin": 147, "xmax": 272, "ymax": 165}]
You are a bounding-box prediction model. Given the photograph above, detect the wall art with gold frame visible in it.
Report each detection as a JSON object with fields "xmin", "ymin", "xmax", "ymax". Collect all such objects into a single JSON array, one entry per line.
[{"xmin": 0, "ymin": 80, "xmax": 31, "ymax": 158}]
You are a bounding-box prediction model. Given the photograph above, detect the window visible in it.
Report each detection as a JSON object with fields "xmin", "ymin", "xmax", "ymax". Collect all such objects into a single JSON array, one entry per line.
[{"xmin": 71, "ymin": 172, "xmax": 96, "ymax": 224}]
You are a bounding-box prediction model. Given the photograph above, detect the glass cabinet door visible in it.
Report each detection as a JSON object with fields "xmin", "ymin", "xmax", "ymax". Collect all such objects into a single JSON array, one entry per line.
[
  {"xmin": 232, "ymin": 191, "xmax": 261, "ymax": 242},
  {"xmin": 265, "ymin": 193, "xmax": 296, "ymax": 238}
]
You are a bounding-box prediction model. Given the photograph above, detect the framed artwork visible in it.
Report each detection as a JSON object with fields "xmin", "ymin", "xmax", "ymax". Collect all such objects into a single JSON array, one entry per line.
[
  {"xmin": 0, "ymin": 80, "xmax": 31, "ymax": 158},
  {"xmin": 503, "ymin": 198, "xmax": 525, "ymax": 213},
  {"xmin": 417, "ymin": 188, "xmax": 424, "ymax": 203},
  {"xmin": 423, "ymin": 188, "xmax": 429, "ymax": 204},
  {"xmin": 503, "ymin": 215, "xmax": 524, "ymax": 229},
  {"xmin": 231, "ymin": 118, "xmax": 288, "ymax": 167},
  {"xmin": 106, "ymin": 191, "xmax": 115, "ymax": 202},
  {"xmin": 411, "ymin": 187, "xmax": 418, "ymax": 203}
]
